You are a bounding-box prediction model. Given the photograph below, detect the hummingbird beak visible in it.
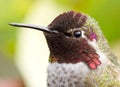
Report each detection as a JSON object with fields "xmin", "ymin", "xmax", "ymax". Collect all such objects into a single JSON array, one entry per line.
[{"xmin": 9, "ymin": 23, "xmax": 59, "ymax": 34}]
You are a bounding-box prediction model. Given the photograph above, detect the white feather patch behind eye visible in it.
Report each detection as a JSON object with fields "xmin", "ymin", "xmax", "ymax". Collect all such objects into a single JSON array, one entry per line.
[
  {"xmin": 81, "ymin": 30, "xmax": 97, "ymax": 49},
  {"xmin": 81, "ymin": 30, "xmax": 86, "ymax": 38}
]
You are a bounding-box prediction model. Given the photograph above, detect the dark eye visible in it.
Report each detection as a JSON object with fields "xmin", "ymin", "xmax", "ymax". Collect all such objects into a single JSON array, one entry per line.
[{"xmin": 73, "ymin": 30, "xmax": 82, "ymax": 38}]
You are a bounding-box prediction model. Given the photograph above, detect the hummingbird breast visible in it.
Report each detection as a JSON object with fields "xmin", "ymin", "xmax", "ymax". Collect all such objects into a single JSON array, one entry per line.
[{"xmin": 47, "ymin": 62, "xmax": 90, "ymax": 87}]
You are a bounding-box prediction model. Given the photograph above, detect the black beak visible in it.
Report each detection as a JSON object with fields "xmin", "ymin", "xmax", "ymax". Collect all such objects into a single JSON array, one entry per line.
[{"xmin": 9, "ymin": 23, "xmax": 58, "ymax": 34}]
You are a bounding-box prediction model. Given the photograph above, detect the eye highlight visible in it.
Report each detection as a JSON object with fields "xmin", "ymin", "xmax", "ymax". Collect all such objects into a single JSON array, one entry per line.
[{"xmin": 73, "ymin": 30, "xmax": 82, "ymax": 38}]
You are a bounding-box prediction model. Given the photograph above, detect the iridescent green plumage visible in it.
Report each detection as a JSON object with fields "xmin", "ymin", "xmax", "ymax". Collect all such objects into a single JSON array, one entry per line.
[{"xmin": 80, "ymin": 15, "xmax": 120, "ymax": 87}]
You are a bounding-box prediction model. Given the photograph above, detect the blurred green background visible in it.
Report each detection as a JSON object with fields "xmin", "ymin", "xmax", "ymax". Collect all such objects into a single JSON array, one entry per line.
[{"xmin": 0, "ymin": 0, "xmax": 120, "ymax": 60}]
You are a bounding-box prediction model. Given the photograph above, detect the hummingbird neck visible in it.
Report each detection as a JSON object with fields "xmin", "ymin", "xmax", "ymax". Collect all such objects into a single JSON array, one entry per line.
[{"xmin": 49, "ymin": 49, "xmax": 101, "ymax": 70}]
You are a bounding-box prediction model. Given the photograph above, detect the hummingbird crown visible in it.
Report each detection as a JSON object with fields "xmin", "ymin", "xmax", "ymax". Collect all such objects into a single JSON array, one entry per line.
[{"xmin": 48, "ymin": 11, "xmax": 87, "ymax": 33}]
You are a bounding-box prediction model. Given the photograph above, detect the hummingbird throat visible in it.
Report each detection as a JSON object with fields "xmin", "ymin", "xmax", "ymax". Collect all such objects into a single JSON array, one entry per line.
[
  {"xmin": 49, "ymin": 52, "xmax": 101, "ymax": 70},
  {"xmin": 49, "ymin": 38, "xmax": 101, "ymax": 70}
]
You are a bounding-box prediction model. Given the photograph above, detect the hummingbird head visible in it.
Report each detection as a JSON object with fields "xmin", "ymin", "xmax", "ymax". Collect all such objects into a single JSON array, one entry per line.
[
  {"xmin": 45, "ymin": 11, "xmax": 102, "ymax": 70},
  {"xmin": 10, "ymin": 11, "xmax": 107, "ymax": 70}
]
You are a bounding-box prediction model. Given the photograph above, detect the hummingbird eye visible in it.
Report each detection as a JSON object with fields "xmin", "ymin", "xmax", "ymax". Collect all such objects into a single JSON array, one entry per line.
[{"xmin": 73, "ymin": 30, "xmax": 82, "ymax": 38}]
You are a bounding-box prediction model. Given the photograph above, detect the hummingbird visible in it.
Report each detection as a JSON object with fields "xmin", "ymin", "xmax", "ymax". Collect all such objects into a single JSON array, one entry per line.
[{"xmin": 10, "ymin": 11, "xmax": 120, "ymax": 87}]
